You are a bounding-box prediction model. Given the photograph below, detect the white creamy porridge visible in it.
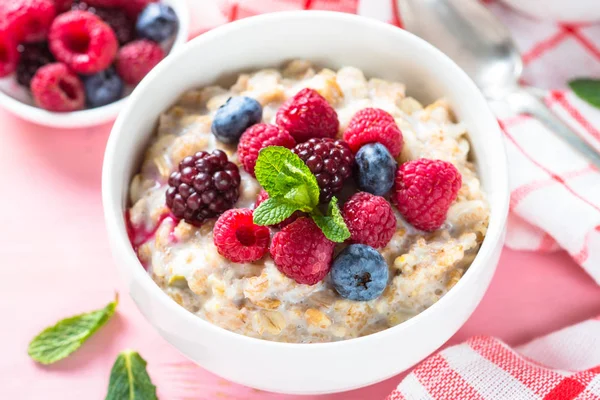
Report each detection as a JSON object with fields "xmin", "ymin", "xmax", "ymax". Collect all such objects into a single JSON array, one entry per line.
[{"xmin": 127, "ymin": 60, "xmax": 490, "ymax": 343}]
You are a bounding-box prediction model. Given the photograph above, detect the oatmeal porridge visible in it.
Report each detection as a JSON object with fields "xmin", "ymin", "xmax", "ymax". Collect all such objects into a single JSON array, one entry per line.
[{"xmin": 127, "ymin": 60, "xmax": 490, "ymax": 343}]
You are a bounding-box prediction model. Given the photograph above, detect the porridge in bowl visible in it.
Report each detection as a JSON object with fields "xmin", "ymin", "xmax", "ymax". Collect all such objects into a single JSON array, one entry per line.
[{"xmin": 126, "ymin": 60, "xmax": 489, "ymax": 343}]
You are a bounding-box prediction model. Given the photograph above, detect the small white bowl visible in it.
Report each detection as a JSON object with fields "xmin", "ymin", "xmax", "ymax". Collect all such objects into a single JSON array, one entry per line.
[
  {"xmin": 0, "ymin": 0, "xmax": 189, "ymax": 129},
  {"xmin": 103, "ymin": 11, "xmax": 509, "ymax": 394},
  {"xmin": 499, "ymin": 0, "xmax": 600, "ymax": 23}
]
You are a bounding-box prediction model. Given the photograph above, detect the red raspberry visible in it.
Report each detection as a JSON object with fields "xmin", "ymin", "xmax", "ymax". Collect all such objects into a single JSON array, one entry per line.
[
  {"xmin": 115, "ymin": 39, "xmax": 164, "ymax": 85},
  {"xmin": 270, "ymin": 217, "xmax": 335, "ymax": 285},
  {"xmin": 121, "ymin": 0, "xmax": 158, "ymax": 19},
  {"xmin": 342, "ymin": 192, "xmax": 396, "ymax": 248},
  {"xmin": 49, "ymin": 10, "xmax": 118, "ymax": 75},
  {"xmin": 31, "ymin": 62, "xmax": 85, "ymax": 112},
  {"xmin": 392, "ymin": 159, "xmax": 462, "ymax": 232},
  {"xmin": 237, "ymin": 123, "xmax": 296, "ymax": 177},
  {"xmin": 213, "ymin": 208, "xmax": 270, "ymax": 263},
  {"xmin": 254, "ymin": 189, "xmax": 302, "ymax": 228},
  {"xmin": 0, "ymin": 30, "xmax": 20, "ymax": 78},
  {"xmin": 343, "ymin": 108, "xmax": 403, "ymax": 157},
  {"xmin": 276, "ymin": 88, "xmax": 339, "ymax": 143},
  {"xmin": 1, "ymin": 0, "xmax": 57, "ymax": 43}
]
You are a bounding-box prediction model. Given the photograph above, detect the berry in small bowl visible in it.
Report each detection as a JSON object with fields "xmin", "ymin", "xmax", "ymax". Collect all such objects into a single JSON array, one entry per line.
[{"xmin": 0, "ymin": 0, "xmax": 188, "ymax": 128}]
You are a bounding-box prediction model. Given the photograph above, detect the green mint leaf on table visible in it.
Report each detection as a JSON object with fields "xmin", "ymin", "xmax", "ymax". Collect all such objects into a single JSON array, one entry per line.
[
  {"xmin": 310, "ymin": 197, "xmax": 351, "ymax": 243},
  {"xmin": 254, "ymin": 146, "xmax": 320, "ymax": 211},
  {"xmin": 28, "ymin": 294, "xmax": 119, "ymax": 365},
  {"xmin": 569, "ymin": 79, "xmax": 600, "ymax": 109},
  {"xmin": 105, "ymin": 350, "xmax": 158, "ymax": 400},
  {"xmin": 254, "ymin": 197, "xmax": 298, "ymax": 226}
]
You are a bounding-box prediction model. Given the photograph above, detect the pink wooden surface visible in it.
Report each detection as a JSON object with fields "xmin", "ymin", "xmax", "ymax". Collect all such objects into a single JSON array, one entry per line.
[{"xmin": 2, "ymin": 109, "xmax": 600, "ymax": 399}]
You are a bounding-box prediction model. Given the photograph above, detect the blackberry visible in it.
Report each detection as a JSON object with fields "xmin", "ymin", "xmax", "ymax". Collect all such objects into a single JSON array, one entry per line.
[
  {"xmin": 166, "ymin": 150, "xmax": 241, "ymax": 226},
  {"xmin": 16, "ymin": 42, "xmax": 55, "ymax": 88},
  {"xmin": 72, "ymin": 2, "xmax": 134, "ymax": 44},
  {"xmin": 292, "ymin": 138, "xmax": 354, "ymax": 202}
]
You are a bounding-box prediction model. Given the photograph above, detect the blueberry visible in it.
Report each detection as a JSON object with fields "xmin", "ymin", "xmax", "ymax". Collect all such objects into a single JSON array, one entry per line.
[
  {"xmin": 211, "ymin": 96, "xmax": 263, "ymax": 144},
  {"xmin": 355, "ymin": 143, "xmax": 397, "ymax": 196},
  {"xmin": 136, "ymin": 3, "xmax": 179, "ymax": 43},
  {"xmin": 330, "ymin": 244, "xmax": 389, "ymax": 301},
  {"xmin": 83, "ymin": 67, "xmax": 124, "ymax": 108}
]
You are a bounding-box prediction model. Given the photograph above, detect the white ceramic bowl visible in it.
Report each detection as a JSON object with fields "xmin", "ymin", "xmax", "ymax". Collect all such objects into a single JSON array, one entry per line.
[
  {"xmin": 499, "ymin": 0, "xmax": 600, "ymax": 22},
  {"xmin": 103, "ymin": 11, "xmax": 509, "ymax": 395},
  {"xmin": 0, "ymin": 0, "xmax": 189, "ymax": 129}
]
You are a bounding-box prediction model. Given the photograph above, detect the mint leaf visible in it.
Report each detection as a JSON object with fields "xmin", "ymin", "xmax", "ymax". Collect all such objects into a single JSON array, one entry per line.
[
  {"xmin": 105, "ymin": 350, "xmax": 157, "ymax": 400},
  {"xmin": 569, "ymin": 79, "xmax": 600, "ymax": 109},
  {"xmin": 254, "ymin": 197, "xmax": 298, "ymax": 226},
  {"xmin": 254, "ymin": 146, "xmax": 319, "ymax": 210},
  {"xmin": 311, "ymin": 197, "xmax": 351, "ymax": 243},
  {"xmin": 28, "ymin": 294, "xmax": 119, "ymax": 365}
]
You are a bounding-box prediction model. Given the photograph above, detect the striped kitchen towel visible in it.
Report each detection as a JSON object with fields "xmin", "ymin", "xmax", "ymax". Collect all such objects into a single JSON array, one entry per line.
[{"xmin": 387, "ymin": 316, "xmax": 600, "ymax": 399}]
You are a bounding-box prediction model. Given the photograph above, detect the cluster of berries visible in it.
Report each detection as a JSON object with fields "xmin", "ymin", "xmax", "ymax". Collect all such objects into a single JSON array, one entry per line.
[
  {"xmin": 166, "ymin": 85, "xmax": 462, "ymax": 302},
  {"xmin": 0, "ymin": 0, "xmax": 178, "ymax": 112}
]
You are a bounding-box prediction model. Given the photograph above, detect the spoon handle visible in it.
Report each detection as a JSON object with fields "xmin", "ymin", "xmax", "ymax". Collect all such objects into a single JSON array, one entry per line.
[{"xmin": 504, "ymin": 88, "xmax": 600, "ymax": 168}]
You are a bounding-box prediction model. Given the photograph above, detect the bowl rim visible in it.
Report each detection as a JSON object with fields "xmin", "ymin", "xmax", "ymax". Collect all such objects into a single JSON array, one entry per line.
[
  {"xmin": 0, "ymin": 0, "xmax": 190, "ymax": 129},
  {"xmin": 103, "ymin": 10, "xmax": 509, "ymax": 349}
]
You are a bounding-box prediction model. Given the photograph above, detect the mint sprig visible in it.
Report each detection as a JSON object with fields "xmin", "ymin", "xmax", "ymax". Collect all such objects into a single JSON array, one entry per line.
[
  {"xmin": 254, "ymin": 146, "xmax": 320, "ymax": 210},
  {"xmin": 569, "ymin": 79, "xmax": 600, "ymax": 109},
  {"xmin": 105, "ymin": 350, "xmax": 158, "ymax": 400},
  {"xmin": 28, "ymin": 294, "xmax": 119, "ymax": 365},
  {"xmin": 312, "ymin": 197, "xmax": 351, "ymax": 242},
  {"xmin": 253, "ymin": 146, "xmax": 350, "ymax": 243}
]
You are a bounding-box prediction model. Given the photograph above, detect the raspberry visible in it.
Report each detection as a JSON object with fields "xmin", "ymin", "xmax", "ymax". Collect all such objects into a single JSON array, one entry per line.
[
  {"xmin": 49, "ymin": 10, "xmax": 118, "ymax": 75},
  {"xmin": 166, "ymin": 149, "xmax": 241, "ymax": 227},
  {"xmin": 393, "ymin": 158, "xmax": 462, "ymax": 232},
  {"xmin": 213, "ymin": 208, "xmax": 270, "ymax": 263},
  {"xmin": 31, "ymin": 62, "xmax": 85, "ymax": 112},
  {"xmin": 115, "ymin": 39, "xmax": 164, "ymax": 85},
  {"xmin": 292, "ymin": 138, "xmax": 354, "ymax": 202},
  {"xmin": 254, "ymin": 189, "xmax": 301, "ymax": 228},
  {"xmin": 276, "ymin": 88, "xmax": 339, "ymax": 143},
  {"xmin": 270, "ymin": 217, "xmax": 335, "ymax": 285},
  {"xmin": 16, "ymin": 42, "xmax": 55, "ymax": 87},
  {"xmin": 71, "ymin": 3, "xmax": 134, "ymax": 44},
  {"xmin": 1, "ymin": 0, "xmax": 57, "ymax": 43},
  {"xmin": 238, "ymin": 123, "xmax": 296, "ymax": 177},
  {"xmin": 0, "ymin": 30, "xmax": 20, "ymax": 78},
  {"xmin": 343, "ymin": 108, "xmax": 403, "ymax": 157},
  {"xmin": 342, "ymin": 192, "xmax": 396, "ymax": 249}
]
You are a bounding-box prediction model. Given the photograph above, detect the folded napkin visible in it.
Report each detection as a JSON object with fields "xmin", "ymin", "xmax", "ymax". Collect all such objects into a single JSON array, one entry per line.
[
  {"xmin": 387, "ymin": 315, "xmax": 600, "ymax": 400},
  {"xmin": 185, "ymin": 0, "xmax": 600, "ymax": 397}
]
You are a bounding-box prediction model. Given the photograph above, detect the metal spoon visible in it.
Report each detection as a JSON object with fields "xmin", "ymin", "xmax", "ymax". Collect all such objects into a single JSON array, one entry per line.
[{"xmin": 397, "ymin": 0, "xmax": 600, "ymax": 167}]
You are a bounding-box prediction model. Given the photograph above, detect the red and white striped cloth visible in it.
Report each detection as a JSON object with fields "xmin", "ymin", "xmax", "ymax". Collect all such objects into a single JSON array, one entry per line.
[
  {"xmin": 185, "ymin": 1, "xmax": 600, "ymax": 398},
  {"xmin": 387, "ymin": 316, "xmax": 600, "ymax": 400}
]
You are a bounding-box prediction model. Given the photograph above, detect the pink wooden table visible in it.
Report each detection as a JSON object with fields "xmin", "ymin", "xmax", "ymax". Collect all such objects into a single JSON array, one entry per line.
[{"xmin": 2, "ymin": 108, "xmax": 600, "ymax": 399}]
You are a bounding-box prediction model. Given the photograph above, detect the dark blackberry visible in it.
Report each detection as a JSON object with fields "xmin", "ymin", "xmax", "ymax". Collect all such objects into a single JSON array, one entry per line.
[
  {"xmin": 72, "ymin": 2, "xmax": 134, "ymax": 44},
  {"xmin": 166, "ymin": 150, "xmax": 241, "ymax": 227},
  {"xmin": 292, "ymin": 138, "xmax": 354, "ymax": 202},
  {"xmin": 16, "ymin": 42, "xmax": 55, "ymax": 88}
]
